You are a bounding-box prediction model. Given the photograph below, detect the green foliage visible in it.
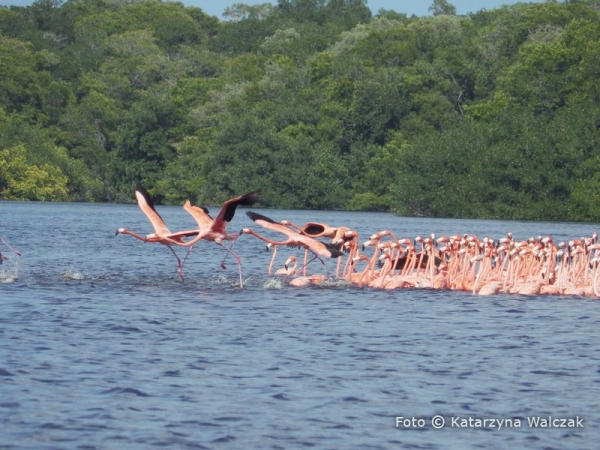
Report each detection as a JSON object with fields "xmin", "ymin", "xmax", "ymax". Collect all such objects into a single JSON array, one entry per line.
[
  {"xmin": 0, "ymin": 144, "xmax": 69, "ymax": 201},
  {"xmin": 429, "ymin": 0, "xmax": 457, "ymax": 17},
  {"xmin": 0, "ymin": 0, "xmax": 599, "ymax": 222}
]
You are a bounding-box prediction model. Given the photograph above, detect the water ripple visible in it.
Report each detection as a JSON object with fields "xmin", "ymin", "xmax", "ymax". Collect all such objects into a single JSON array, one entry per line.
[{"xmin": 2, "ymin": 204, "xmax": 600, "ymax": 449}]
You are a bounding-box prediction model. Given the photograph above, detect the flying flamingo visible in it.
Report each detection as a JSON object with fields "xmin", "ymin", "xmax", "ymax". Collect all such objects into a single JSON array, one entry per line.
[
  {"xmin": 278, "ymin": 220, "xmax": 340, "ymax": 239},
  {"xmin": 241, "ymin": 212, "xmax": 343, "ymax": 276},
  {"xmin": 115, "ymin": 183, "xmax": 200, "ymax": 280},
  {"xmin": 277, "ymin": 219, "xmax": 351, "ymax": 276},
  {"xmin": 1, "ymin": 237, "xmax": 21, "ymax": 264},
  {"xmin": 163, "ymin": 190, "xmax": 261, "ymax": 287},
  {"xmin": 1, "ymin": 237, "xmax": 21, "ymax": 256}
]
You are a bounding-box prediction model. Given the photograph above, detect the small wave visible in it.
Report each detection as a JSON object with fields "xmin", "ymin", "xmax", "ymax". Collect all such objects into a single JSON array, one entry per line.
[
  {"xmin": 0, "ymin": 274, "xmax": 17, "ymax": 284},
  {"xmin": 0, "ymin": 402, "xmax": 19, "ymax": 408},
  {"xmin": 263, "ymin": 278, "xmax": 282, "ymax": 289},
  {"xmin": 317, "ymin": 278, "xmax": 352, "ymax": 288},
  {"xmin": 210, "ymin": 275, "xmax": 230, "ymax": 285},
  {"xmin": 0, "ymin": 264, "xmax": 19, "ymax": 283},
  {"xmin": 61, "ymin": 269, "xmax": 85, "ymax": 280},
  {"xmin": 342, "ymin": 396, "xmax": 368, "ymax": 403},
  {"xmin": 107, "ymin": 325, "xmax": 144, "ymax": 333},
  {"xmin": 212, "ymin": 435, "xmax": 236, "ymax": 443},
  {"xmin": 102, "ymin": 387, "xmax": 151, "ymax": 397}
]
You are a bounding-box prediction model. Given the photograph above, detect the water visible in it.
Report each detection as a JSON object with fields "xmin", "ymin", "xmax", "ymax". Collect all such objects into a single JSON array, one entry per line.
[{"xmin": 1, "ymin": 201, "xmax": 599, "ymax": 449}]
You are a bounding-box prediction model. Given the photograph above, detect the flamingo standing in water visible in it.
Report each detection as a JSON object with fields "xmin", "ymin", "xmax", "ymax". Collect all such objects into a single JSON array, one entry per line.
[
  {"xmin": 116, "ymin": 183, "xmax": 200, "ymax": 280},
  {"xmin": 163, "ymin": 190, "xmax": 261, "ymax": 287},
  {"xmin": 278, "ymin": 255, "xmax": 328, "ymax": 287},
  {"xmin": 241, "ymin": 212, "xmax": 343, "ymax": 275}
]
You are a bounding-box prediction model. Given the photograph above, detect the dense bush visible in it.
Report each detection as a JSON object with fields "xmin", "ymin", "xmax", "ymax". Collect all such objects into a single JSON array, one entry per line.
[{"xmin": 1, "ymin": 0, "xmax": 600, "ymax": 221}]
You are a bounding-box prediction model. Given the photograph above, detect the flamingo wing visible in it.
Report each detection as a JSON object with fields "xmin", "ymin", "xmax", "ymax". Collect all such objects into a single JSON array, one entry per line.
[
  {"xmin": 246, "ymin": 211, "xmax": 298, "ymax": 238},
  {"xmin": 135, "ymin": 184, "xmax": 171, "ymax": 236},
  {"xmin": 302, "ymin": 223, "xmax": 328, "ymax": 236},
  {"xmin": 165, "ymin": 228, "xmax": 200, "ymax": 243},
  {"xmin": 183, "ymin": 200, "xmax": 214, "ymax": 235},
  {"xmin": 306, "ymin": 239, "xmax": 344, "ymax": 259},
  {"xmin": 247, "ymin": 212, "xmax": 342, "ymax": 258},
  {"xmin": 213, "ymin": 191, "xmax": 260, "ymax": 233},
  {"xmin": 290, "ymin": 233, "xmax": 344, "ymax": 258}
]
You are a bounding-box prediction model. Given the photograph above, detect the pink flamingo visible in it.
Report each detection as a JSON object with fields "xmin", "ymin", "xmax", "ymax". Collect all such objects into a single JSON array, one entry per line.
[
  {"xmin": 169, "ymin": 190, "xmax": 261, "ymax": 286},
  {"xmin": 116, "ymin": 183, "xmax": 200, "ymax": 280},
  {"xmin": 1, "ymin": 236, "xmax": 21, "ymax": 263},
  {"xmin": 242, "ymin": 212, "xmax": 343, "ymax": 277}
]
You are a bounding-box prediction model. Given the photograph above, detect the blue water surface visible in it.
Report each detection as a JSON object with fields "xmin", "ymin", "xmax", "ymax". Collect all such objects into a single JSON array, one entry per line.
[{"xmin": 1, "ymin": 201, "xmax": 599, "ymax": 449}]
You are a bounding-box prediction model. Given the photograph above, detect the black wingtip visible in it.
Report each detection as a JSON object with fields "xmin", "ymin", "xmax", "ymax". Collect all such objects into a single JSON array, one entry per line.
[
  {"xmin": 239, "ymin": 190, "xmax": 261, "ymax": 206},
  {"xmin": 193, "ymin": 204, "xmax": 211, "ymax": 215},
  {"xmin": 325, "ymin": 243, "xmax": 344, "ymax": 258},
  {"xmin": 186, "ymin": 200, "xmax": 213, "ymax": 218},
  {"xmin": 246, "ymin": 211, "xmax": 276, "ymax": 224},
  {"xmin": 135, "ymin": 182, "xmax": 155, "ymax": 208}
]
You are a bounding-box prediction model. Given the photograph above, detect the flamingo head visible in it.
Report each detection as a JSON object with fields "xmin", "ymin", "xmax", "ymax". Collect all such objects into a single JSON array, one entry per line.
[{"xmin": 284, "ymin": 256, "xmax": 297, "ymax": 270}]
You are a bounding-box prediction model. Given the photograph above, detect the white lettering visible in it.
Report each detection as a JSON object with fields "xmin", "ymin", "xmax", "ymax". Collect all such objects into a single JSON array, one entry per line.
[
  {"xmin": 395, "ymin": 416, "xmax": 426, "ymax": 428},
  {"xmin": 527, "ymin": 416, "xmax": 584, "ymax": 428},
  {"xmin": 448, "ymin": 417, "xmax": 521, "ymax": 429}
]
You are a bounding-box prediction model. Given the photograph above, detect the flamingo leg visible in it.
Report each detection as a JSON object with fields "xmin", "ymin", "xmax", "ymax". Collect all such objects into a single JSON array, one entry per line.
[
  {"xmin": 166, "ymin": 245, "xmax": 185, "ymax": 281},
  {"xmin": 267, "ymin": 245, "xmax": 278, "ymax": 276},
  {"xmin": 303, "ymin": 249, "xmax": 308, "ymax": 276},
  {"xmin": 218, "ymin": 243, "xmax": 243, "ymax": 287},
  {"xmin": 220, "ymin": 233, "xmax": 241, "ymax": 270},
  {"xmin": 180, "ymin": 243, "xmax": 196, "ymax": 271},
  {"xmin": 335, "ymin": 255, "xmax": 342, "ymax": 278},
  {"xmin": 296, "ymin": 253, "xmax": 326, "ymax": 276}
]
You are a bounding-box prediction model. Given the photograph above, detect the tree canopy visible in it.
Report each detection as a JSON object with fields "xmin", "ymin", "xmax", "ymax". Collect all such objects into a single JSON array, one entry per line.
[{"xmin": 1, "ymin": 0, "xmax": 600, "ymax": 221}]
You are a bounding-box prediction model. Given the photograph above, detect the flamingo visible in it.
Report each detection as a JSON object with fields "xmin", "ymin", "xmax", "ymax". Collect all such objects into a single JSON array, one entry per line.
[
  {"xmin": 0, "ymin": 236, "xmax": 21, "ymax": 264},
  {"xmin": 275, "ymin": 255, "xmax": 298, "ymax": 276},
  {"xmin": 280, "ymin": 256, "xmax": 328, "ymax": 286},
  {"xmin": 164, "ymin": 190, "xmax": 261, "ymax": 287},
  {"xmin": 1, "ymin": 237, "xmax": 21, "ymax": 264},
  {"xmin": 347, "ymin": 254, "xmax": 374, "ymax": 287},
  {"xmin": 116, "ymin": 183, "xmax": 200, "ymax": 280},
  {"xmin": 278, "ymin": 219, "xmax": 352, "ymax": 276},
  {"xmin": 241, "ymin": 212, "xmax": 343, "ymax": 276},
  {"xmin": 339, "ymin": 231, "xmax": 360, "ymax": 279}
]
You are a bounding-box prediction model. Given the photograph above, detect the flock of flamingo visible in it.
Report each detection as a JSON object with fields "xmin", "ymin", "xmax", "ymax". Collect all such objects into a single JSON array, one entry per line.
[
  {"xmin": 3, "ymin": 186, "xmax": 600, "ymax": 297},
  {"xmin": 112, "ymin": 186, "xmax": 600, "ymax": 297}
]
